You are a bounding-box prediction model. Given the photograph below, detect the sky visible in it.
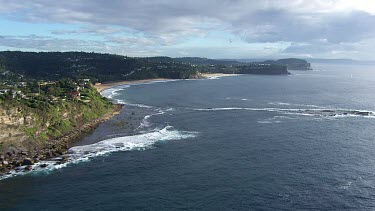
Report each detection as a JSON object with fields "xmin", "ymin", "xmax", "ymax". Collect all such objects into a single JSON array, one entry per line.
[{"xmin": 0, "ymin": 0, "xmax": 375, "ymax": 59}]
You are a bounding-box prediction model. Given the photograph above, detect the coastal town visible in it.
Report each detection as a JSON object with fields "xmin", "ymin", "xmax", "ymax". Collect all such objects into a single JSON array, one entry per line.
[
  {"xmin": 0, "ymin": 77, "xmax": 96, "ymax": 105},
  {"xmin": 0, "ymin": 69, "xmax": 119, "ymax": 174}
]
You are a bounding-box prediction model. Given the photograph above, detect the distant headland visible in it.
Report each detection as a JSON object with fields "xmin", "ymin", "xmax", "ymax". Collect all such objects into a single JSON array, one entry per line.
[
  {"xmin": 0, "ymin": 52, "xmax": 312, "ymax": 84},
  {"xmin": 261, "ymin": 58, "xmax": 312, "ymax": 70}
]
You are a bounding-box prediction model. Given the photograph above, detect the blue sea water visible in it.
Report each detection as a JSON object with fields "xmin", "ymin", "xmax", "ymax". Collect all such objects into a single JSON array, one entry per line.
[{"xmin": 1, "ymin": 63, "xmax": 375, "ymax": 210}]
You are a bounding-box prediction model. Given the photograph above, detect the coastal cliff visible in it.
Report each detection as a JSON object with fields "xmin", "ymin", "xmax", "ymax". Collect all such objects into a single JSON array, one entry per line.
[
  {"xmin": 0, "ymin": 104, "xmax": 122, "ymax": 173},
  {"xmin": 0, "ymin": 83, "xmax": 121, "ymax": 174}
]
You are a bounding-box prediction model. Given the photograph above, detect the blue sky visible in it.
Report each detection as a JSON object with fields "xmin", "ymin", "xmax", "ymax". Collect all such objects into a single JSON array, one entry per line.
[{"xmin": 0, "ymin": 0, "xmax": 375, "ymax": 59}]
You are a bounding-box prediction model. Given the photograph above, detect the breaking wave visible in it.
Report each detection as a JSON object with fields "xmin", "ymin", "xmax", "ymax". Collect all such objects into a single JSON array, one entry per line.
[
  {"xmin": 101, "ymin": 79, "xmax": 184, "ymax": 105},
  {"xmin": 205, "ymin": 74, "xmax": 241, "ymax": 80},
  {"xmin": 102, "ymin": 87, "xmax": 153, "ymax": 108},
  {"xmin": 0, "ymin": 126, "xmax": 198, "ymax": 181},
  {"xmin": 136, "ymin": 108, "xmax": 174, "ymax": 130},
  {"xmin": 101, "ymin": 86, "xmax": 130, "ymax": 104}
]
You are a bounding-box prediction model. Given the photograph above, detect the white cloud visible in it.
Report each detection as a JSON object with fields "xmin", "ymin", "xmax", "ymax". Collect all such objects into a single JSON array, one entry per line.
[{"xmin": 0, "ymin": 0, "xmax": 374, "ymax": 59}]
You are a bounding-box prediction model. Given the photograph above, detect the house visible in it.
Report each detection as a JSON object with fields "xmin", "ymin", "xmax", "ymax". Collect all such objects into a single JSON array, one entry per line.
[
  {"xmin": 48, "ymin": 95, "xmax": 58, "ymax": 102},
  {"xmin": 78, "ymin": 82, "xmax": 86, "ymax": 89},
  {"xmin": 12, "ymin": 90, "xmax": 22, "ymax": 98},
  {"xmin": 69, "ymin": 91, "xmax": 81, "ymax": 100},
  {"xmin": 1, "ymin": 90, "xmax": 23, "ymax": 99},
  {"xmin": 17, "ymin": 82, "xmax": 27, "ymax": 87},
  {"xmin": 0, "ymin": 89, "xmax": 9, "ymax": 94}
]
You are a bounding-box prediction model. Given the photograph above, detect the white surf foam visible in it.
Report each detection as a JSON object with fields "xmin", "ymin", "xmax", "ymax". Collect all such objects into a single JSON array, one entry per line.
[
  {"xmin": 101, "ymin": 79, "xmax": 181, "ymax": 96},
  {"xmin": 0, "ymin": 126, "xmax": 198, "ymax": 181},
  {"xmin": 101, "ymin": 80, "xmax": 181, "ymax": 106},
  {"xmin": 206, "ymin": 76, "xmax": 221, "ymax": 80},
  {"xmin": 204, "ymin": 74, "xmax": 241, "ymax": 80},
  {"xmin": 224, "ymin": 97, "xmax": 251, "ymax": 101},
  {"xmin": 136, "ymin": 107, "xmax": 175, "ymax": 130},
  {"xmin": 136, "ymin": 108, "xmax": 168, "ymax": 130},
  {"xmin": 268, "ymin": 102, "xmax": 291, "ymax": 106},
  {"xmin": 193, "ymin": 107, "xmax": 375, "ymax": 119},
  {"xmin": 101, "ymin": 85, "xmax": 130, "ymax": 100},
  {"xmin": 125, "ymin": 103, "xmax": 153, "ymax": 109},
  {"xmin": 257, "ymin": 120, "xmax": 282, "ymax": 124},
  {"xmin": 268, "ymin": 102, "xmax": 322, "ymax": 108}
]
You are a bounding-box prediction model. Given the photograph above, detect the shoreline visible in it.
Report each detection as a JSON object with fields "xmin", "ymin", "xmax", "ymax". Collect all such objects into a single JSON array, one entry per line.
[
  {"xmin": 94, "ymin": 78, "xmax": 169, "ymax": 92},
  {"xmin": 1, "ymin": 74, "xmax": 233, "ymax": 177},
  {"xmin": 200, "ymin": 73, "xmax": 236, "ymax": 78},
  {"xmin": 93, "ymin": 73, "xmax": 236, "ymax": 92},
  {"xmin": 0, "ymin": 104, "xmax": 123, "ymax": 175}
]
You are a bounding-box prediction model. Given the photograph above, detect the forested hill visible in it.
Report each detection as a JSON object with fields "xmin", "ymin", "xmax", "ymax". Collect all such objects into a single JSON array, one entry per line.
[
  {"xmin": 262, "ymin": 58, "xmax": 312, "ymax": 70},
  {"xmin": 0, "ymin": 51, "xmax": 201, "ymax": 82},
  {"xmin": 174, "ymin": 57, "xmax": 241, "ymax": 65},
  {"xmin": 0, "ymin": 51, "xmax": 290, "ymax": 83}
]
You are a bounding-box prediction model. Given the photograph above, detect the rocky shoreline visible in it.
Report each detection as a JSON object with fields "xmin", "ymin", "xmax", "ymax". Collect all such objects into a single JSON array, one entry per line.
[{"xmin": 0, "ymin": 104, "xmax": 123, "ymax": 175}]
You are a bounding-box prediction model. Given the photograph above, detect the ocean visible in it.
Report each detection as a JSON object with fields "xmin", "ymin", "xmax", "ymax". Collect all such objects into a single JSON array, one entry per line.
[{"xmin": 1, "ymin": 63, "xmax": 375, "ymax": 210}]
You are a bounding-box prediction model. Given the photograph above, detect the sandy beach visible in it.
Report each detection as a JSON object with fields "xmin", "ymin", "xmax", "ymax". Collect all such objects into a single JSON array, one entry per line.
[
  {"xmin": 93, "ymin": 73, "xmax": 235, "ymax": 92},
  {"xmin": 94, "ymin": 78, "xmax": 169, "ymax": 92}
]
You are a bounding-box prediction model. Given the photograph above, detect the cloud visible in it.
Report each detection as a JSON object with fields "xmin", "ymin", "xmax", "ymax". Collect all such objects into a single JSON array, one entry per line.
[
  {"xmin": 51, "ymin": 26, "xmax": 123, "ymax": 35},
  {"xmin": 234, "ymin": 10, "xmax": 375, "ymax": 43},
  {"xmin": 281, "ymin": 38, "xmax": 375, "ymax": 59},
  {"xmin": 0, "ymin": 35, "xmax": 106, "ymax": 51},
  {"xmin": 0, "ymin": 0, "xmax": 375, "ymax": 58},
  {"xmin": 0, "ymin": 34, "xmax": 170, "ymax": 57},
  {"xmin": 0, "ymin": 0, "xmax": 374, "ymax": 42}
]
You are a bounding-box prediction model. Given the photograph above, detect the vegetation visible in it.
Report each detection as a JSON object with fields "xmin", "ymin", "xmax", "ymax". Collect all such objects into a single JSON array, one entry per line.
[
  {"xmin": 0, "ymin": 51, "xmax": 201, "ymax": 82},
  {"xmin": 260, "ymin": 58, "xmax": 312, "ymax": 70},
  {"xmin": 0, "ymin": 51, "xmax": 294, "ymax": 146},
  {"xmin": 0, "ymin": 51, "xmax": 293, "ymax": 85},
  {"xmin": 0, "ymin": 78, "xmax": 113, "ymax": 141},
  {"xmin": 0, "ymin": 51, "xmax": 304, "ymax": 173}
]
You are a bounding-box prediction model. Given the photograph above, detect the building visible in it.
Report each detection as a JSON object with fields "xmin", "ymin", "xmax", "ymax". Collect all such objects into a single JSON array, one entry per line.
[{"xmin": 69, "ymin": 91, "xmax": 81, "ymax": 100}]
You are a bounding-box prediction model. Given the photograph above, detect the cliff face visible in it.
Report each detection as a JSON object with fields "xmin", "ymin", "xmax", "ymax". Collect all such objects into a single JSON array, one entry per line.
[
  {"xmin": 0, "ymin": 85, "xmax": 114, "ymax": 159},
  {"xmin": 0, "ymin": 105, "xmax": 75, "ymax": 155},
  {"xmin": 0, "ymin": 107, "xmax": 36, "ymax": 153},
  {"xmin": 0, "ymin": 104, "xmax": 122, "ymax": 174}
]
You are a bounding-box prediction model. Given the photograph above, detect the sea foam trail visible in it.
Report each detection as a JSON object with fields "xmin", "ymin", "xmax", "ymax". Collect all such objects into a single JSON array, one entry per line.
[
  {"xmin": 268, "ymin": 102, "xmax": 323, "ymax": 108},
  {"xmin": 0, "ymin": 126, "xmax": 198, "ymax": 181},
  {"xmin": 193, "ymin": 107, "xmax": 375, "ymax": 119}
]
